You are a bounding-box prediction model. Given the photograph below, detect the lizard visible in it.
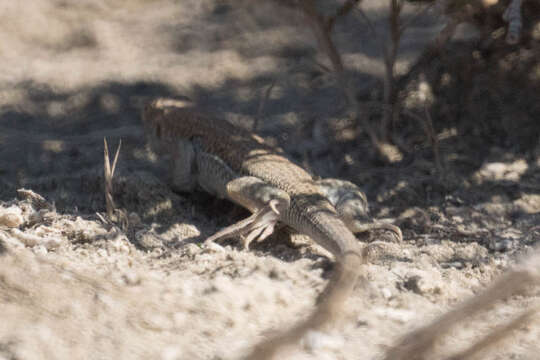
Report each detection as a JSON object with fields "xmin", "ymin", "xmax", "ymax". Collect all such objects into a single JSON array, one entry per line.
[{"xmin": 142, "ymin": 97, "xmax": 402, "ymax": 359}]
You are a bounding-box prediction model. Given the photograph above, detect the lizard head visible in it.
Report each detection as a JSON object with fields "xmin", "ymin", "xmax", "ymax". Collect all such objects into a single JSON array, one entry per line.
[
  {"xmin": 142, "ymin": 97, "xmax": 195, "ymax": 154},
  {"xmin": 335, "ymin": 191, "xmax": 371, "ymax": 230}
]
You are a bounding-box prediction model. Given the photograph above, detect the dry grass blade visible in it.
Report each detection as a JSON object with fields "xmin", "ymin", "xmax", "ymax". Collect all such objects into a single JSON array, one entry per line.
[
  {"xmin": 103, "ymin": 138, "xmax": 122, "ymax": 219},
  {"xmin": 383, "ymin": 249, "xmax": 540, "ymax": 360}
]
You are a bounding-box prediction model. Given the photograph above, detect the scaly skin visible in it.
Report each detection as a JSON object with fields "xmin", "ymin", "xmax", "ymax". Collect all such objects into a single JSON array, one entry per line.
[{"xmin": 143, "ymin": 98, "xmax": 364, "ymax": 359}]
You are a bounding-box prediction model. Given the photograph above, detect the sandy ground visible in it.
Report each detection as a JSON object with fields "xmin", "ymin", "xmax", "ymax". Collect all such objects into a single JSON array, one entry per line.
[{"xmin": 0, "ymin": 1, "xmax": 539, "ymax": 359}]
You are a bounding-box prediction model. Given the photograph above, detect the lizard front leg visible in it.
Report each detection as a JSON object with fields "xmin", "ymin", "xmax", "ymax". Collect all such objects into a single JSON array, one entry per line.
[
  {"xmin": 316, "ymin": 178, "xmax": 402, "ymax": 241},
  {"xmin": 171, "ymin": 138, "xmax": 290, "ymax": 249}
]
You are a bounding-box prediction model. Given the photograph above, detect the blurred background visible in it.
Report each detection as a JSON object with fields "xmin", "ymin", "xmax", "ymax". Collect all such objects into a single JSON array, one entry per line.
[{"xmin": 0, "ymin": 1, "xmax": 539, "ymax": 359}]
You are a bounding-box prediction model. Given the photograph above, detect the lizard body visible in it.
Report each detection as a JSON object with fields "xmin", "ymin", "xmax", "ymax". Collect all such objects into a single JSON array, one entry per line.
[{"xmin": 142, "ymin": 98, "xmax": 400, "ymax": 359}]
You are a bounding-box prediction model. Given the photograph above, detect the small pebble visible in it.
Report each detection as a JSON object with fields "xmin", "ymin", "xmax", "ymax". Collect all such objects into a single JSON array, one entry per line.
[
  {"xmin": 122, "ymin": 271, "xmax": 141, "ymax": 286},
  {"xmin": 32, "ymin": 245, "xmax": 48, "ymax": 256},
  {"xmin": 43, "ymin": 237, "xmax": 63, "ymax": 250},
  {"xmin": 0, "ymin": 206, "xmax": 24, "ymax": 228},
  {"xmin": 381, "ymin": 287, "xmax": 393, "ymax": 299},
  {"xmin": 441, "ymin": 261, "xmax": 464, "ymax": 269},
  {"xmin": 183, "ymin": 243, "xmax": 202, "ymax": 257},
  {"xmin": 303, "ymin": 330, "xmax": 344, "ymax": 352},
  {"xmin": 161, "ymin": 346, "xmax": 182, "ymax": 360},
  {"xmin": 135, "ymin": 229, "xmax": 163, "ymax": 249},
  {"xmin": 205, "ymin": 241, "xmax": 226, "ymax": 253},
  {"xmin": 492, "ymin": 239, "xmax": 514, "ymax": 252}
]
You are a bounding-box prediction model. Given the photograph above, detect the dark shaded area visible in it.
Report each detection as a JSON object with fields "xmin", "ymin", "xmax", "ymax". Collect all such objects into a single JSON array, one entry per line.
[
  {"xmin": 0, "ymin": 81, "xmax": 172, "ymax": 135},
  {"xmin": 382, "ymin": 37, "xmax": 540, "ymax": 205},
  {"xmin": 1, "ymin": 39, "xmax": 539, "ymax": 208},
  {"xmin": 0, "ymin": 81, "xmax": 177, "ymax": 209}
]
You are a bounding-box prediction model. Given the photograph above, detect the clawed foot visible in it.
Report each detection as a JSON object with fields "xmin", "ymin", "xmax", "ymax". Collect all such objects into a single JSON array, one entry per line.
[
  {"xmin": 205, "ymin": 199, "xmax": 283, "ymax": 250},
  {"xmin": 353, "ymin": 222, "xmax": 403, "ymax": 242}
]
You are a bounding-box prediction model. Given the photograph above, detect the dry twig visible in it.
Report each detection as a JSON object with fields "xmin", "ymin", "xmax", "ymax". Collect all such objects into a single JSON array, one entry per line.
[
  {"xmin": 381, "ymin": 0, "xmax": 403, "ymax": 141},
  {"xmin": 294, "ymin": 0, "xmax": 382, "ymax": 153},
  {"xmin": 325, "ymin": 0, "xmax": 363, "ymax": 31},
  {"xmin": 403, "ymin": 107, "xmax": 444, "ymax": 176}
]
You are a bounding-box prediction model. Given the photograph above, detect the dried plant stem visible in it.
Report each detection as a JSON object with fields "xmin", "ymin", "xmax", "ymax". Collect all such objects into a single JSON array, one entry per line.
[
  {"xmin": 299, "ymin": 1, "xmax": 345, "ymax": 80},
  {"xmin": 381, "ymin": 0, "xmax": 402, "ymax": 141},
  {"xmin": 103, "ymin": 138, "xmax": 121, "ymax": 219},
  {"xmin": 297, "ymin": 0, "xmax": 381, "ymax": 152}
]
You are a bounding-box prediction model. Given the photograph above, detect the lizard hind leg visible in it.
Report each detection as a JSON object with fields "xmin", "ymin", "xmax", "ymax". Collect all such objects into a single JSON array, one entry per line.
[
  {"xmin": 205, "ymin": 199, "xmax": 282, "ymax": 250},
  {"xmin": 191, "ymin": 143, "xmax": 291, "ymax": 250},
  {"xmin": 206, "ymin": 177, "xmax": 291, "ymax": 250}
]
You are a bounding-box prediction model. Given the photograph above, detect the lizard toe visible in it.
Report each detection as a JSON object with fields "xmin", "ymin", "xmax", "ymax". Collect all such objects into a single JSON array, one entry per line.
[
  {"xmin": 349, "ymin": 221, "xmax": 403, "ymax": 242},
  {"xmin": 205, "ymin": 200, "xmax": 282, "ymax": 250},
  {"xmin": 370, "ymin": 222, "xmax": 402, "ymax": 242}
]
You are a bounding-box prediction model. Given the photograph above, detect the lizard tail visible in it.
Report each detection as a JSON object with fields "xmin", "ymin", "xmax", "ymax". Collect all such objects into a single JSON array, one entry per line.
[{"xmin": 242, "ymin": 250, "xmax": 363, "ymax": 360}]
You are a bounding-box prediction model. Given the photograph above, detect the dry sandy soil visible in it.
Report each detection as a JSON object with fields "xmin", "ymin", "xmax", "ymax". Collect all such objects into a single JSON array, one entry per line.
[{"xmin": 0, "ymin": 1, "xmax": 539, "ymax": 359}]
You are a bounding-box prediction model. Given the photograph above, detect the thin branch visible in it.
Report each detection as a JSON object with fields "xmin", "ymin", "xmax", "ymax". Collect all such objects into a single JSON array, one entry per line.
[
  {"xmin": 399, "ymin": 0, "xmax": 438, "ymax": 35},
  {"xmin": 354, "ymin": 7, "xmax": 379, "ymax": 37},
  {"xmin": 299, "ymin": 0, "xmax": 346, "ymax": 75},
  {"xmin": 326, "ymin": 0, "xmax": 362, "ymax": 31},
  {"xmin": 297, "ymin": 0, "xmax": 380, "ymax": 150},
  {"xmin": 310, "ymin": 59, "xmax": 333, "ymax": 73},
  {"xmin": 254, "ymin": 78, "xmax": 277, "ymax": 132},
  {"xmin": 381, "ymin": 0, "xmax": 402, "ymax": 141}
]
